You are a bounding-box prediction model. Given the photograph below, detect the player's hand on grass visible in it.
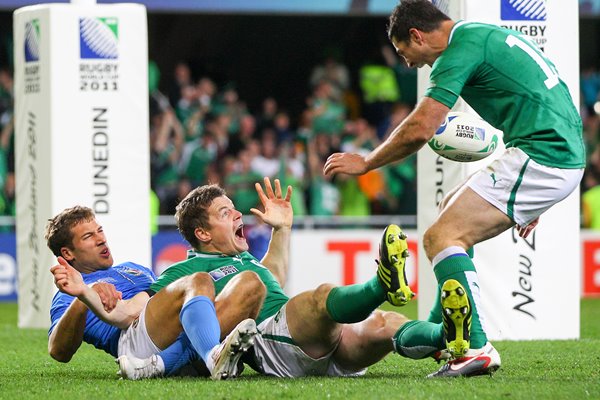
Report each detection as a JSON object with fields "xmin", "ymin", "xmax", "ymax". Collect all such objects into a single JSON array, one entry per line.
[
  {"xmin": 90, "ymin": 282, "xmax": 122, "ymax": 312},
  {"xmin": 251, "ymin": 177, "xmax": 293, "ymax": 230},
  {"xmin": 50, "ymin": 257, "xmax": 87, "ymax": 297},
  {"xmin": 323, "ymin": 152, "xmax": 368, "ymax": 177}
]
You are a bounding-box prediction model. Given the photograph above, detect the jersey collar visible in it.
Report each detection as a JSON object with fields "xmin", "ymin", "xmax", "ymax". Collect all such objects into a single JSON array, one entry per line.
[
  {"xmin": 187, "ymin": 249, "xmax": 244, "ymax": 260},
  {"xmin": 448, "ymin": 20, "xmax": 468, "ymax": 45}
]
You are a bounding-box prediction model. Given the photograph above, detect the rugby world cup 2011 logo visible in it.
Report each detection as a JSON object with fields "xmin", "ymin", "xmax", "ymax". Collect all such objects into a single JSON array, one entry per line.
[
  {"xmin": 24, "ymin": 19, "xmax": 40, "ymax": 62},
  {"xmin": 474, "ymin": 127, "xmax": 486, "ymax": 141},
  {"xmin": 501, "ymin": 0, "xmax": 546, "ymax": 21},
  {"xmin": 79, "ymin": 17, "xmax": 118, "ymax": 59}
]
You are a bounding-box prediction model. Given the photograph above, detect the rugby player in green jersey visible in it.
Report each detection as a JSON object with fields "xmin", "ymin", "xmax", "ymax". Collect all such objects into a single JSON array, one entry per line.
[
  {"xmin": 47, "ymin": 206, "xmax": 266, "ymax": 380},
  {"xmin": 324, "ymin": 0, "xmax": 585, "ymax": 378},
  {"xmin": 121, "ymin": 177, "xmax": 413, "ymax": 378}
]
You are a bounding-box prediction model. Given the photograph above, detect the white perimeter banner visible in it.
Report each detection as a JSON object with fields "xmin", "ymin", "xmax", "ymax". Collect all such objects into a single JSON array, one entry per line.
[
  {"xmin": 14, "ymin": 3, "xmax": 150, "ymax": 328},
  {"xmin": 417, "ymin": 0, "xmax": 580, "ymax": 340}
]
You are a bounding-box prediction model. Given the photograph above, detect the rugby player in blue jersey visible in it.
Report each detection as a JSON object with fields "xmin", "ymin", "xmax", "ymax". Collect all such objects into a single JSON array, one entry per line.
[{"xmin": 46, "ymin": 205, "xmax": 265, "ymax": 380}]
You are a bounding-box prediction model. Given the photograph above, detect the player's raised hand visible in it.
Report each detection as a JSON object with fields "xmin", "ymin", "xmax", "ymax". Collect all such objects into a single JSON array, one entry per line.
[
  {"xmin": 250, "ymin": 177, "xmax": 293, "ymax": 230},
  {"xmin": 323, "ymin": 152, "xmax": 368, "ymax": 177},
  {"xmin": 50, "ymin": 257, "xmax": 86, "ymax": 297},
  {"xmin": 90, "ymin": 282, "xmax": 122, "ymax": 312}
]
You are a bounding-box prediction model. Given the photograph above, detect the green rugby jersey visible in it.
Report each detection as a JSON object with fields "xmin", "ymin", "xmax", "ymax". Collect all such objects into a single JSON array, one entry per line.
[
  {"xmin": 425, "ymin": 21, "xmax": 585, "ymax": 168},
  {"xmin": 150, "ymin": 250, "xmax": 289, "ymax": 324}
]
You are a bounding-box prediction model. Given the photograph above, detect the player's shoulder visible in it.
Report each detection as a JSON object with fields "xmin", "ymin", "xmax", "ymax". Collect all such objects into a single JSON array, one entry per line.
[
  {"xmin": 452, "ymin": 21, "xmax": 503, "ymax": 44},
  {"xmin": 113, "ymin": 262, "xmax": 155, "ymax": 277}
]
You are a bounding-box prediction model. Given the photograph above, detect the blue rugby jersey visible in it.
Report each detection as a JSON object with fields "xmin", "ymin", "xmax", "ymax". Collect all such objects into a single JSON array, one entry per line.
[{"xmin": 49, "ymin": 262, "xmax": 156, "ymax": 357}]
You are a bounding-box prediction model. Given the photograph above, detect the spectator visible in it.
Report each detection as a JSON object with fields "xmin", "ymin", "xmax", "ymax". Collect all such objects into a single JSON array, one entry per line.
[
  {"xmin": 179, "ymin": 131, "xmax": 217, "ymax": 187},
  {"xmin": 308, "ymin": 80, "xmax": 346, "ymax": 136},
  {"xmin": 168, "ymin": 61, "xmax": 193, "ymax": 108},
  {"xmin": 150, "ymin": 108, "xmax": 185, "ymax": 215},
  {"xmin": 306, "ymin": 135, "xmax": 339, "ymax": 216},
  {"xmin": 251, "ymin": 129, "xmax": 280, "ymax": 178},
  {"xmin": 256, "ymin": 96, "xmax": 278, "ymax": 132},
  {"xmin": 309, "ymin": 49, "xmax": 350, "ymax": 102},
  {"xmin": 225, "ymin": 149, "xmax": 262, "ymax": 214}
]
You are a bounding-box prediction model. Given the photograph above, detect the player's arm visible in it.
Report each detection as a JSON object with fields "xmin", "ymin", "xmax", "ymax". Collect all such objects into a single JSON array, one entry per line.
[
  {"xmin": 323, "ymin": 97, "xmax": 449, "ymax": 176},
  {"xmin": 251, "ymin": 177, "xmax": 293, "ymax": 286},
  {"xmin": 77, "ymin": 286, "xmax": 149, "ymax": 330},
  {"xmin": 48, "ymin": 299, "xmax": 87, "ymax": 362},
  {"xmin": 47, "ymin": 281, "xmax": 123, "ymax": 362},
  {"xmin": 51, "ymin": 257, "xmax": 148, "ymax": 329}
]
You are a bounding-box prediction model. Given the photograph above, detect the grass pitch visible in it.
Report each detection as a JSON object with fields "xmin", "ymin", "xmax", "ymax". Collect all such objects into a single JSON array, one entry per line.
[{"xmin": 1, "ymin": 300, "xmax": 599, "ymax": 400}]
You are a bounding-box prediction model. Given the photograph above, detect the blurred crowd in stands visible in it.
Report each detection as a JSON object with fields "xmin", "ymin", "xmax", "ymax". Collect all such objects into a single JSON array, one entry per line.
[
  {"xmin": 146, "ymin": 45, "xmax": 418, "ymax": 223},
  {"xmin": 0, "ymin": 47, "xmax": 600, "ymax": 230}
]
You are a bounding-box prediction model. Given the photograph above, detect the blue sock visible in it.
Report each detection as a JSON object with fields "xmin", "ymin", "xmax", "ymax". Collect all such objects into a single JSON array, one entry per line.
[
  {"xmin": 179, "ymin": 296, "xmax": 221, "ymax": 363},
  {"xmin": 158, "ymin": 333, "xmax": 199, "ymax": 376}
]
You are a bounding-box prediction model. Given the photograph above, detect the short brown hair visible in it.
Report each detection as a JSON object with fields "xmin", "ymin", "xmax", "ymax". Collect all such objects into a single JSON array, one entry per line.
[
  {"xmin": 45, "ymin": 206, "xmax": 96, "ymax": 257},
  {"xmin": 175, "ymin": 184, "xmax": 226, "ymax": 250},
  {"xmin": 387, "ymin": 0, "xmax": 451, "ymax": 43}
]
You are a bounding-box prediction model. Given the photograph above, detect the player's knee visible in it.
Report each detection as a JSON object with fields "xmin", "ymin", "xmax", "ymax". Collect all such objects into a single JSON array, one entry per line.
[
  {"xmin": 313, "ymin": 283, "xmax": 336, "ymax": 311},
  {"xmin": 188, "ymin": 272, "xmax": 215, "ymax": 298},
  {"xmin": 363, "ymin": 310, "xmax": 408, "ymax": 337},
  {"xmin": 423, "ymin": 225, "xmax": 439, "ymax": 262},
  {"xmin": 237, "ymin": 271, "xmax": 266, "ymax": 302},
  {"xmin": 364, "ymin": 310, "xmax": 387, "ymax": 330}
]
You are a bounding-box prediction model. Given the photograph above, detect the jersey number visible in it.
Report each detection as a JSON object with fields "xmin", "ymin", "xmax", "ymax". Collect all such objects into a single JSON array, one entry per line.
[{"xmin": 505, "ymin": 34, "xmax": 559, "ymax": 90}]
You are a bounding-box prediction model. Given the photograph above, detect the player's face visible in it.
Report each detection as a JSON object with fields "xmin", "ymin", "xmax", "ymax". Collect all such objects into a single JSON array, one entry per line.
[
  {"xmin": 392, "ymin": 36, "xmax": 428, "ymax": 68},
  {"xmin": 203, "ymin": 195, "xmax": 248, "ymax": 256},
  {"xmin": 63, "ymin": 219, "xmax": 113, "ymax": 273}
]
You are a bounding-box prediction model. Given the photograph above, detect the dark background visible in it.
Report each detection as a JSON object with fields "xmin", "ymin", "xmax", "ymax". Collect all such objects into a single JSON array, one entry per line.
[{"xmin": 0, "ymin": 10, "xmax": 599, "ymax": 115}]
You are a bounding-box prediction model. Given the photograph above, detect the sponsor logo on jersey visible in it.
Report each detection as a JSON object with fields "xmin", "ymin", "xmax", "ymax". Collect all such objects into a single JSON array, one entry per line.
[
  {"xmin": 24, "ymin": 19, "xmax": 40, "ymax": 62},
  {"xmin": 501, "ymin": 0, "xmax": 546, "ymax": 21},
  {"xmin": 120, "ymin": 267, "xmax": 143, "ymax": 276},
  {"xmin": 94, "ymin": 277, "xmax": 117, "ymax": 284},
  {"xmin": 209, "ymin": 265, "xmax": 239, "ymax": 281},
  {"xmin": 80, "ymin": 17, "xmax": 119, "ymax": 59}
]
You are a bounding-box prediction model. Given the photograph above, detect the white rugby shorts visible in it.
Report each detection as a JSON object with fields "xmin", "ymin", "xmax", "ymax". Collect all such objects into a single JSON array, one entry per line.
[
  {"xmin": 251, "ymin": 303, "xmax": 366, "ymax": 378},
  {"xmin": 117, "ymin": 301, "xmax": 161, "ymax": 358},
  {"xmin": 466, "ymin": 147, "xmax": 584, "ymax": 226}
]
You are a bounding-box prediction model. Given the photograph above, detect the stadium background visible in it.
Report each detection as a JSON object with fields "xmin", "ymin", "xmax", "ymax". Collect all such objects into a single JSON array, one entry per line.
[{"xmin": 0, "ymin": 0, "xmax": 599, "ymax": 303}]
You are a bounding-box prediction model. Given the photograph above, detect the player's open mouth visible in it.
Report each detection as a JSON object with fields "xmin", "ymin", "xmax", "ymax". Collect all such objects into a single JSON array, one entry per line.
[
  {"xmin": 100, "ymin": 248, "xmax": 110, "ymax": 257},
  {"xmin": 235, "ymin": 224, "xmax": 245, "ymax": 239}
]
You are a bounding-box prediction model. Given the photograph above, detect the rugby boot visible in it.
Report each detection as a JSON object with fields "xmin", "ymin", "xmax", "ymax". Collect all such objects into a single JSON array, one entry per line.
[
  {"xmin": 208, "ymin": 318, "xmax": 257, "ymax": 380},
  {"xmin": 441, "ymin": 279, "xmax": 471, "ymax": 358},
  {"xmin": 376, "ymin": 224, "xmax": 414, "ymax": 306},
  {"xmin": 427, "ymin": 342, "xmax": 501, "ymax": 378},
  {"xmin": 116, "ymin": 354, "xmax": 164, "ymax": 380}
]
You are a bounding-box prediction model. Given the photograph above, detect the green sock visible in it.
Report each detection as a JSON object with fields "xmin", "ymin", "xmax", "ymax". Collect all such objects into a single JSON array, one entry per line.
[
  {"xmin": 326, "ymin": 277, "xmax": 385, "ymax": 323},
  {"xmin": 393, "ymin": 320, "xmax": 445, "ymax": 359},
  {"xmin": 427, "ymin": 290, "xmax": 442, "ymax": 323},
  {"xmin": 434, "ymin": 255, "xmax": 487, "ymax": 349},
  {"xmin": 427, "ymin": 248, "xmax": 473, "ymax": 323}
]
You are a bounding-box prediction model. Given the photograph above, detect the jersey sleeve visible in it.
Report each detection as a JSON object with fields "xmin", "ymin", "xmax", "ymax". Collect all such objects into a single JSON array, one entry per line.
[
  {"xmin": 148, "ymin": 263, "xmax": 187, "ymax": 294},
  {"xmin": 48, "ymin": 292, "xmax": 77, "ymax": 336},
  {"xmin": 425, "ymin": 29, "xmax": 485, "ymax": 108}
]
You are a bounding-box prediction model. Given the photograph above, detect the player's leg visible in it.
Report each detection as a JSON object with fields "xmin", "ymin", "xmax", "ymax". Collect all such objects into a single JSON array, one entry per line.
[
  {"xmin": 427, "ymin": 180, "xmax": 473, "ymax": 324},
  {"xmin": 332, "ymin": 310, "xmax": 409, "ymax": 371},
  {"xmin": 214, "ymin": 271, "xmax": 266, "ymax": 339},
  {"xmin": 144, "ymin": 272, "xmax": 217, "ymax": 350},
  {"xmin": 425, "ymin": 186, "xmax": 513, "ymax": 354},
  {"xmin": 118, "ymin": 271, "xmax": 265, "ymax": 380},
  {"xmin": 285, "ymin": 224, "xmax": 411, "ymax": 358}
]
